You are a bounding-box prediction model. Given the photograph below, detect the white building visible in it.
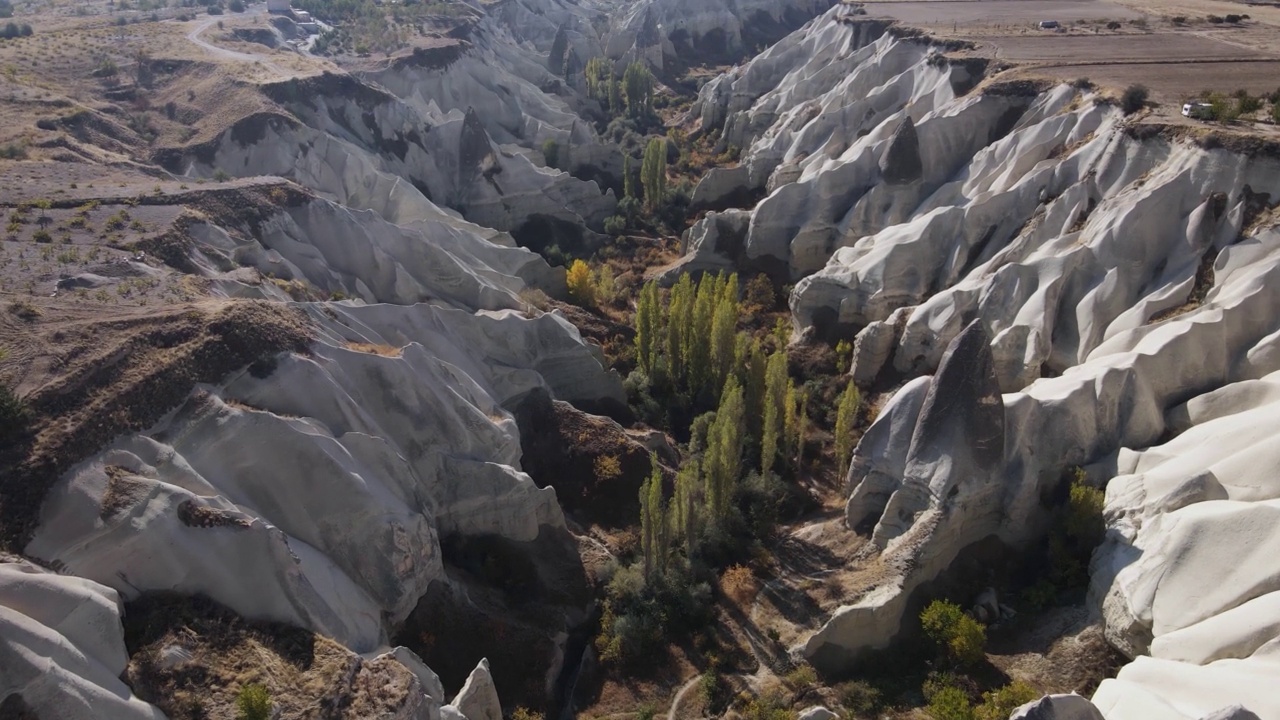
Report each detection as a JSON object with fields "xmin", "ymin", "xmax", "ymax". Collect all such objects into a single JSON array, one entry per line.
[{"xmin": 267, "ymin": 0, "xmax": 291, "ymax": 14}]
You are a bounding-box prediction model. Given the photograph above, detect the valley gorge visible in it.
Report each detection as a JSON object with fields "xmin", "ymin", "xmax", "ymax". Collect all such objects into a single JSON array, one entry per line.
[{"xmin": 1, "ymin": 0, "xmax": 1279, "ymax": 719}]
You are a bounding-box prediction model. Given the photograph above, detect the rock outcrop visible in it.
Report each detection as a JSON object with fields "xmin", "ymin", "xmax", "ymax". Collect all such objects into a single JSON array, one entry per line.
[
  {"xmin": 1010, "ymin": 695, "xmax": 1106, "ymax": 720},
  {"xmin": 805, "ymin": 321, "xmax": 1005, "ymax": 669},
  {"xmin": 0, "ymin": 559, "xmax": 165, "ymax": 720}
]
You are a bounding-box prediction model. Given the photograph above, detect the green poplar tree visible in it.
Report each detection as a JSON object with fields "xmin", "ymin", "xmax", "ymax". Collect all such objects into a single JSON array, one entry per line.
[
  {"xmin": 622, "ymin": 61, "xmax": 653, "ymax": 118},
  {"xmin": 705, "ymin": 376, "xmax": 745, "ymax": 525},
  {"xmin": 634, "ymin": 280, "xmax": 660, "ymax": 373},
  {"xmin": 834, "ymin": 381, "xmax": 862, "ymax": 469},
  {"xmin": 641, "ymin": 137, "xmax": 667, "ymax": 211},
  {"xmin": 687, "ymin": 273, "xmax": 718, "ymax": 394},
  {"xmin": 761, "ymin": 351, "xmax": 788, "ymax": 474},
  {"xmin": 709, "ymin": 274, "xmax": 738, "ymax": 393},
  {"xmin": 666, "ymin": 273, "xmax": 693, "ymax": 385}
]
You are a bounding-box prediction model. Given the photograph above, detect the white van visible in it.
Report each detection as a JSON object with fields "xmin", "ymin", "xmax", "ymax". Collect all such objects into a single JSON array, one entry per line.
[{"xmin": 1182, "ymin": 102, "xmax": 1213, "ymax": 120}]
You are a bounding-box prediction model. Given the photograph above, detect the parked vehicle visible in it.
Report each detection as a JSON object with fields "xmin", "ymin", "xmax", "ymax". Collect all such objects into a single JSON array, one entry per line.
[{"xmin": 1182, "ymin": 102, "xmax": 1214, "ymax": 120}]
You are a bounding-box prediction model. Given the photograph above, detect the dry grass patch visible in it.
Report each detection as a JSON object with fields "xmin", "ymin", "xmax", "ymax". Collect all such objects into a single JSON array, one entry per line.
[{"xmin": 343, "ymin": 341, "xmax": 403, "ymax": 357}]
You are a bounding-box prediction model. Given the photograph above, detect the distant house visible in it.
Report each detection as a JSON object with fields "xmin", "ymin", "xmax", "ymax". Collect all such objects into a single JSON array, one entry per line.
[
  {"xmin": 1038, "ymin": 20, "xmax": 1059, "ymax": 29},
  {"xmin": 267, "ymin": 0, "xmax": 291, "ymax": 14}
]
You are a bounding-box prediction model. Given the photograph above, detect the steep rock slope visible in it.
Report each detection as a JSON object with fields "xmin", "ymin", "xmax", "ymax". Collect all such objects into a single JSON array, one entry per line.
[
  {"xmin": 160, "ymin": 72, "xmax": 615, "ymax": 238},
  {"xmin": 7, "ymin": 180, "xmax": 623, "ymax": 711},
  {"xmin": 676, "ymin": 6, "xmax": 1280, "ymax": 718}
]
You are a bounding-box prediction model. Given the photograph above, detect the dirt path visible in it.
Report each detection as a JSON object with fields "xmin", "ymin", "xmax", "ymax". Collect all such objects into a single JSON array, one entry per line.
[
  {"xmin": 186, "ymin": 6, "xmax": 287, "ymax": 76},
  {"xmin": 666, "ymin": 676, "xmax": 702, "ymax": 720}
]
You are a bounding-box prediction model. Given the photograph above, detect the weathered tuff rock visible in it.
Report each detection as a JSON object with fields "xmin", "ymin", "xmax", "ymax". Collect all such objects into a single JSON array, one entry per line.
[
  {"xmin": 606, "ymin": 0, "xmax": 836, "ymax": 71},
  {"xmin": 805, "ymin": 321, "xmax": 1004, "ymax": 669},
  {"xmin": 684, "ymin": 17, "xmax": 1280, "ymax": 713},
  {"xmin": 448, "ymin": 659, "xmax": 503, "ymax": 720},
  {"xmin": 28, "ymin": 300, "xmax": 620, "ymax": 652},
  {"xmin": 171, "ymin": 74, "xmax": 615, "ymax": 238},
  {"xmin": 1087, "ymin": 365, "xmax": 1280, "ymax": 719},
  {"xmin": 660, "ymin": 208, "xmax": 751, "ymax": 283},
  {"xmin": 0, "ymin": 559, "xmax": 165, "ymax": 720},
  {"xmin": 24, "ymin": 173, "xmax": 622, "ymax": 710}
]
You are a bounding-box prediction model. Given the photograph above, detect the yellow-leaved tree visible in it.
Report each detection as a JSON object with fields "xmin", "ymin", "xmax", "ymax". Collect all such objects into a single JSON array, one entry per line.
[{"xmin": 566, "ymin": 259, "xmax": 596, "ymax": 307}]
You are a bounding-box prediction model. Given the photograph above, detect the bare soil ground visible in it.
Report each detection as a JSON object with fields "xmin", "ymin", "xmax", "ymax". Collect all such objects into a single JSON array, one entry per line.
[
  {"xmin": 125, "ymin": 593, "xmax": 426, "ymax": 720},
  {"xmin": 863, "ymin": 0, "xmax": 1146, "ymax": 26},
  {"xmin": 986, "ymin": 31, "xmax": 1270, "ymax": 60}
]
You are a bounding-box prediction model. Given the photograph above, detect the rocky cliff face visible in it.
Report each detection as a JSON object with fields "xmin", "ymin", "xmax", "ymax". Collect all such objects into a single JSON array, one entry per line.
[{"xmin": 681, "ymin": 6, "xmax": 1280, "ymax": 718}]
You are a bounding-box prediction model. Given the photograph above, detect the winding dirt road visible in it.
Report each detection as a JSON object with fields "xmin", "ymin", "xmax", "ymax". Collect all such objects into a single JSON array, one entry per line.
[{"xmin": 185, "ymin": 5, "xmax": 286, "ymax": 76}]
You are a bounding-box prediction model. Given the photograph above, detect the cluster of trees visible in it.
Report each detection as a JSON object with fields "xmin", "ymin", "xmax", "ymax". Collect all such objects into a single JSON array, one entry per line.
[
  {"xmin": 1193, "ymin": 87, "xmax": 1280, "ymax": 123},
  {"xmin": 629, "ymin": 272, "xmax": 861, "ymax": 556},
  {"xmin": 583, "ymin": 58, "xmax": 655, "ymax": 123}
]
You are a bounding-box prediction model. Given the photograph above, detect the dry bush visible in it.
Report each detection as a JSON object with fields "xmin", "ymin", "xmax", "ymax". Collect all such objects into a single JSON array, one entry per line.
[
  {"xmin": 720, "ymin": 564, "xmax": 758, "ymax": 605},
  {"xmin": 343, "ymin": 341, "xmax": 402, "ymax": 357}
]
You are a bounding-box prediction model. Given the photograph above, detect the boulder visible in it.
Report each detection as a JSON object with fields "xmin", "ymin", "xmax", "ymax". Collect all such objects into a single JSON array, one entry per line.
[
  {"xmin": 1009, "ymin": 694, "xmax": 1105, "ymax": 720},
  {"xmin": 797, "ymin": 706, "xmax": 838, "ymax": 720}
]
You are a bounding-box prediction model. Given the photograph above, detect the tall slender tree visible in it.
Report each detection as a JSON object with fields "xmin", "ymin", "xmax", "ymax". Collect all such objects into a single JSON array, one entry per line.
[
  {"xmin": 761, "ymin": 350, "xmax": 788, "ymax": 474},
  {"xmin": 709, "ymin": 274, "xmax": 739, "ymax": 393},
  {"xmin": 834, "ymin": 380, "xmax": 862, "ymax": 469},
  {"xmin": 666, "ymin": 273, "xmax": 693, "ymax": 385},
  {"xmin": 705, "ymin": 376, "xmax": 745, "ymax": 525},
  {"xmin": 641, "ymin": 136, "xmax": 667, "ymax": 210},
  {"xmin": 635, "ymin": 281, "xmax": 660, "ymax": 373}
]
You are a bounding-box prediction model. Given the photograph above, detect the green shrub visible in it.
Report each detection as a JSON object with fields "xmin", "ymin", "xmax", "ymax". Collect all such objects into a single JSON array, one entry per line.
[
  {"xmin": 1120, "ymin": 85, "xmax": 1149, "ymax": 115},
  {"xmin": 927, "ymin": 686, "xmax": 974, "ymax": 720},
  {"xmin": 741, "ymin": 692, "xmax": 796, "ymax": 720},
  {"xmin": 1065, "ymin": 476, "xmax": 1105, "ymax": 547},
  {"xmin": 235, "ymin": 683, "xmax": 271, "ymax": 720},
  {"xmin": 541, "ymin": 138, "xmax": 560, "ymax": 168},
  {"xmin": 595, "ymin": 563, "xmax": 713, "ymax": 670},
  {"xmin": 920, "ymin": 600, "xmax": 987, "ymax": 668},
  {"xmin": 783, "ymin": 663, "xmax": 817, "ymax": 694},
  {"xmin": 603, "ymin": 215, "xmax": 627, "ymax": 236},
  {"xmin": 0, "ymin": 379, "xmax": 29, "ymax": 446},
  {"xmin": 836, "ymin": 680, "xmax": 882, "ymax": 715},
  {"xmin": 975, "ymin": 681, "xmax": 1039, "ymax": 720}
]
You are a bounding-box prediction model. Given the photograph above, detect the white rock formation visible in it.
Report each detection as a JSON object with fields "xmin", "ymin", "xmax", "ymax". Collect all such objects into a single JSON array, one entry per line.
[
  {"xmin": 1087, "ymin": 367, "xmax": 1280, "ymax": 719},
  {"xmin": 0, "ymin": 559, "xmax": 165, "ymax": 720},
  {"xmin": 448, "ymin": 658, "xmax": 503, "ymax": 720},
  {"xmin": 171, "ymin": 75, "xmax": 615, "ymax": 237},
  {"xmin": 692, "ymin": 7, "xmax": 1280, "ymax": 717}
]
